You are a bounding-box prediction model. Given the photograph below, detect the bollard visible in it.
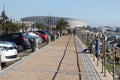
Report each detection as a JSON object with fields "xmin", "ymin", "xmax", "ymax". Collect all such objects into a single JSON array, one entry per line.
[
  {"xmin": 58, "ymin": 33, "xmax": 60, "ymax": 38},
  {"xmin": 54, "ymin": 34, "xmax": 57, "ymax": 40},
  {"xmin": 0, "ymin": 52, "xmax": 2, "ymax": 70},
  {"xmin": 48, "ymin": 36, "xmax": 51, "ymax": 43},
  {"xmin": 31, "ymin": 39, "xmax": 36, "ymax": 52},
  {"xmin": 35, "ymin": 38, "xmax": 39, "ymax": 50}
]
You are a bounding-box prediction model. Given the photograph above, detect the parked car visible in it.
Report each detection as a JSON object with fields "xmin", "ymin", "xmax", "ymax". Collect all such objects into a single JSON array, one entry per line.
[
  {"xmin": 27, "ymin": 32, "xmax": 44, "ymax": 43},
  {"xmin": 0, "ymin": 32, "xmax": 31, "ymax": 52},
  {"xmin": 45, "ymin": 30, "xmax": 56, "ymax": 41},
  {"xmin": 0, "ymin": 41, "xmax": 18, "ymax": 64},
  {"xmin": 33, "ymin": 31, "xmax": 48, "ymax": 42},
  {"xmin": 0, "ymin": 41, "xmax": 17, "ymax": 49},
  {"xmin": 23, "ymin": 33, "xmax": 44, "ymax": 45}
]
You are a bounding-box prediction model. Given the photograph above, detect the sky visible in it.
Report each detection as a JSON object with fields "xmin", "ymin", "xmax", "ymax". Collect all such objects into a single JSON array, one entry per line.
[{"xmin": 0, "ymin": 0, "xmax": 120, "ymax": 27}]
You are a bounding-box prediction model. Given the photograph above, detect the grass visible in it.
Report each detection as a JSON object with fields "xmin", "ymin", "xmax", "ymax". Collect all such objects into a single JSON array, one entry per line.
[
  {"xmin": 116, "ymin": 64, "xmax": 120, "ymax": 69},
  {"xmin": 105, "ymin": 63, "xmax": 113, "ymax": 73},
  {"xmin": 101, "ymin": 59, "xmax": 120, "ymax": 75}
]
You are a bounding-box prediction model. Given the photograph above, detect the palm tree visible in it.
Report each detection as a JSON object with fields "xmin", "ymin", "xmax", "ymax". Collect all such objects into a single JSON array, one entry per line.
[
  {"xmin": 56, "ymin": 18, "xmax": 69, "ymax": 30},
  {"xmin": 56, "ymin": 18, "xmax": 69, "ymax": 36}
]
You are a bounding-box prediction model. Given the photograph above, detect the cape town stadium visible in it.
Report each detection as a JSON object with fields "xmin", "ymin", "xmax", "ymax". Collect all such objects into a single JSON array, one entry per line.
[{"xmin": 21, "ymin": 16, "xmax": 88, "ymax": 28}]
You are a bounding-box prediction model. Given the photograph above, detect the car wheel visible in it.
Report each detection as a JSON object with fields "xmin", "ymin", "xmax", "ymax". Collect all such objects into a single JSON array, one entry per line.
[{"xmin": 18, "ymin": 45, "xmax": 24, "ymax": 52}]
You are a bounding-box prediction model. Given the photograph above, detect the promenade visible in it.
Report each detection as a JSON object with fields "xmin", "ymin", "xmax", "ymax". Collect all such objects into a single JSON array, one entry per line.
[{"xmin": 0, "ymin": 35, "xmax": 113, "ymax": 80}]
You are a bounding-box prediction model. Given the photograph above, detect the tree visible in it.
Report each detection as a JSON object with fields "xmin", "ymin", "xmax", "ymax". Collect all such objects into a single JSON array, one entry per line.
[
  {"xmin": 0, "ymin": 11, "xmax": 9, "ymax": 34},
  {"xmin": 2, "ymin": 20, "xmax": 20, "ymax": 33},
  {"xmin": 56, "ymin": 18, "xmax": 69, "ymax": 31},
  {"xmin": 0, "ymin": 11, "xmax": 20, "ymax": 34},
  {"xmin": 36, "ymin": 23, "xmax": 46, "ymax": 30},
  {"xmin": 8, "ymin": 22, "xmax": 20, "ymax": 33},
  {"xmin": 1, "ymin": 11, "xmax": 9, "ymax": 20},
  {"xmin": 20, "ymin": 23, "xmax": 26, "ymax": 32}
]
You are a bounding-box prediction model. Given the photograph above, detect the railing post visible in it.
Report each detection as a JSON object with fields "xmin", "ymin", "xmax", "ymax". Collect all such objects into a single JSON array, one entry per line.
[
  {"xmin": 101, "ymin": 41, "xmax": 105, "ymax": 73},
  {"xmin": 103, "ymin": 42, "xmax": 106, "ymax": 77},
  {"xmin": 112, "ymin": 48, "xmax": 115, "ymax": 80},
  {"xmin": 93, "ymin": 51, "xmax": 95, "ymax": 61}
]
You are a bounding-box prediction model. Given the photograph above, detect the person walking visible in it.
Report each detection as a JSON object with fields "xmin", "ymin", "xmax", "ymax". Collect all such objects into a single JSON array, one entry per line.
[
  {"xmin": 95, "ymin": 38, "xmax": 101, "ymax": 58},
  {"xmin": 73, "ymin": 29, "xmax": 76, "ymax": 35}
]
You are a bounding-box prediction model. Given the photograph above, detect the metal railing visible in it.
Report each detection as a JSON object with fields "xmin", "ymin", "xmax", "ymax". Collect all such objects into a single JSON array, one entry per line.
[{"xmin": 77, "ymin": 30, "xmax": 120, "ymax": 80}]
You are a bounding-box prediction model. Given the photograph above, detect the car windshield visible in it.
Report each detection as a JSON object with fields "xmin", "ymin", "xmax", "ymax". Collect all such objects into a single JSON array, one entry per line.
[{"xmin": 23, "ymin": 33, "xmax": 37, "ymax": 39}]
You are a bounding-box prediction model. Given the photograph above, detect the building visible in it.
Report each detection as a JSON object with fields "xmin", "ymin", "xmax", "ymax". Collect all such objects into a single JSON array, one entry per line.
[{"xmin": 21, "ymin": 16, "xmax": 88, "ymax": 29}]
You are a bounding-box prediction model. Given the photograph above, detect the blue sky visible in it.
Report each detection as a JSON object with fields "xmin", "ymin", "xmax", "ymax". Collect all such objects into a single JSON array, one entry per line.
[{"xmin": 0, "ymin": 0, "xmax": 120, "ymax": 27}]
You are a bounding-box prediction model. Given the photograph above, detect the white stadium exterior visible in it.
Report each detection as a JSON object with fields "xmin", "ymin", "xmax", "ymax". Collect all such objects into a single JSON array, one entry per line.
[{"xmin": 21, "ymin": 16, "xmax": 88, "ymax": 28}]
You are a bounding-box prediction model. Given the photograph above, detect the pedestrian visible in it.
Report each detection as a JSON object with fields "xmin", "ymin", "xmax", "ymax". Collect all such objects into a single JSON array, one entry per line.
[
  {"xmin": 89, "ymin": 43, "xmax": 92, "ymax": 54},
  {"xmin": 91, "ymin": 41, "xmax": 95, "ymax": 53},
  {"xmin": 95, "ymin": 38, "xmax": 101, "ymax": 58},
  {"xmin": 73, "ymin": 29, "xmax": 76, "ymax": 35}
]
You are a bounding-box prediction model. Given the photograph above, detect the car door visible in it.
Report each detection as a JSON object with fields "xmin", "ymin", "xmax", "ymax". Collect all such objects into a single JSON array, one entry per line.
[{"xmin": 0, "ymin": 34, "xmax": 11, "ymax": 41}]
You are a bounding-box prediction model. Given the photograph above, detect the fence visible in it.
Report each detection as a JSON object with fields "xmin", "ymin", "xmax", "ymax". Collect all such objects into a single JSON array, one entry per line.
[{"xmin": 77, "ymin": 30, "xmax": 120, "ymax": 80}]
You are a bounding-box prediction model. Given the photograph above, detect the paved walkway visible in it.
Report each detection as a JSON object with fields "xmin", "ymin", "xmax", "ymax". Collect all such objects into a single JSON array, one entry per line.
[{"xmin": 0, "ymin": 35, "xmax": 113, "ymax": 80}]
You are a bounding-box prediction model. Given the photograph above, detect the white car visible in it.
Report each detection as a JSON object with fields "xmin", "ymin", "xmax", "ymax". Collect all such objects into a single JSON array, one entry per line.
[{"xmin": 0, "ymin": 41, "xmax": 18, "ymax": 63}]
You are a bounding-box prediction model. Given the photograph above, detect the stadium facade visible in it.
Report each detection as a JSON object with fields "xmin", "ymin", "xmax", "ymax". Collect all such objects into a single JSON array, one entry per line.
[{"xmin": 21, "ymin": 16, "xmax": 88, "ymax": 28}]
